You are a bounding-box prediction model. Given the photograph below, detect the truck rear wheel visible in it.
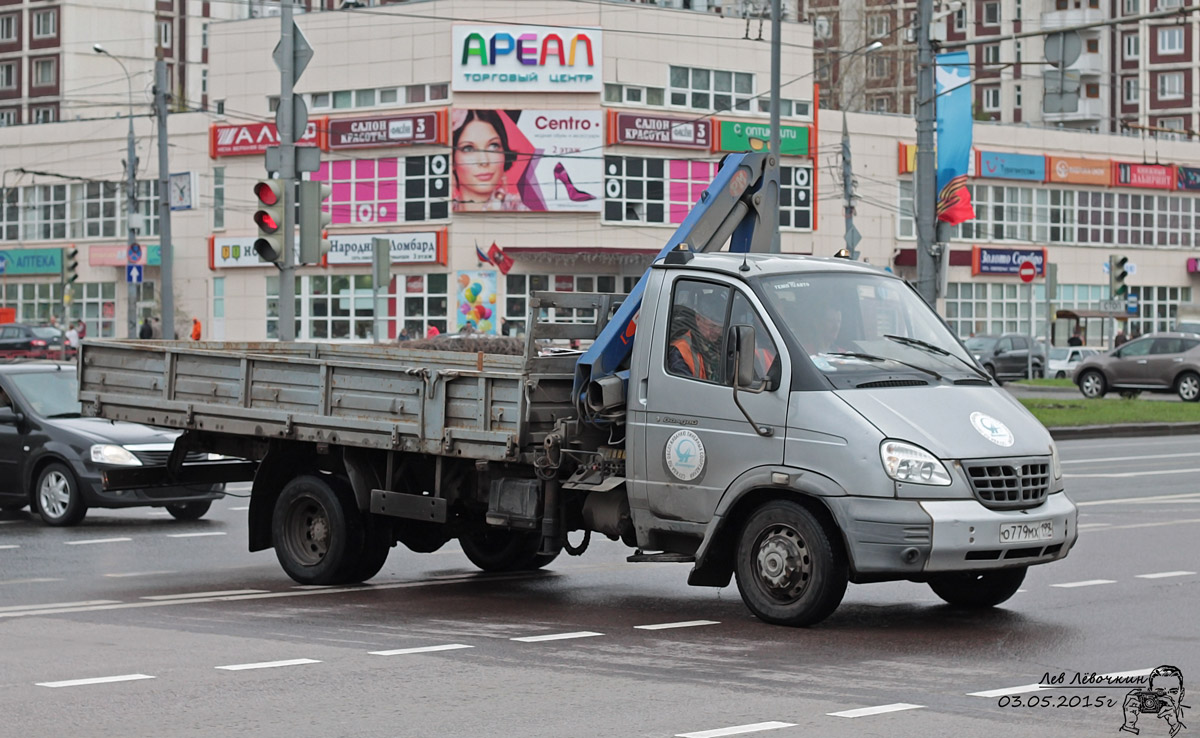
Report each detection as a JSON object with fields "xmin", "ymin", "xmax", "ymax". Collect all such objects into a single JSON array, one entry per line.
[
  {"xmin": 272, "ymin": 474, "xmax": 364, "ymax": 585},
  {"xmin": 460, "ymin": 529, "xmax": 559, "ymax": 572},
  {"xmin": 734, "ymin": 500, "xmax": 847, "ymax": 627},
  {"xmin": 928, "ymin": 567, "xmax": 1026, "ymax": 608}
]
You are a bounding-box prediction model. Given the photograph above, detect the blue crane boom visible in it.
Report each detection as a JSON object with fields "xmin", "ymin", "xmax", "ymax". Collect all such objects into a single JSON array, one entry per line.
[{"xmin": 572, "ymin": 151, "xmax": 778, "ymax": 421}]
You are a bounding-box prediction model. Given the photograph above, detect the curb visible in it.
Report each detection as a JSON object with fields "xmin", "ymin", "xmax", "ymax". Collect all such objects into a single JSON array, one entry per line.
[
  {"xmin": 1008, "ymin": 383, "xmax": 1075, "ymax": 393},
  {"xmin": 1048, "ymin": 422, "xmax": 1200, "ymax": 440}
]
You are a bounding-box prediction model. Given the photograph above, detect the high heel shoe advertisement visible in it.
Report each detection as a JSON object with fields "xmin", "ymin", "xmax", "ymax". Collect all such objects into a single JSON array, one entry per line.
[{"xmin": 452, "ymin": 109, "xmax": 603, "ymax": 213}]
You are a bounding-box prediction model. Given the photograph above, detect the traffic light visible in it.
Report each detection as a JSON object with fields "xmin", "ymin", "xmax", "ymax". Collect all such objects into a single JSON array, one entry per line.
[
  {"xmin": 298, "ymin": 181, "xmax": 332, "ymax": 264},
  {"xmin": 62, "ymin": 247, "xmax": 80, "ymax": 284},
  {"xmin": 1109, "ymin": 254, "xmax": 1129, "ymax": 298},
  {"xmin": 253, "ymin": 180, "xmax": 287, "ymax": 263}
]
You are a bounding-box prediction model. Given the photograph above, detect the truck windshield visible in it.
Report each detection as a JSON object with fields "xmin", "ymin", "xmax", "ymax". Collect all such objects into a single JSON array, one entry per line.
[
  {"xmin": 8, "ymin": 369, "xmax": 82, "ymax": 418},
  {"xmin": 758, "ymin": 272, "xmax": 978, "ymax": 383}
]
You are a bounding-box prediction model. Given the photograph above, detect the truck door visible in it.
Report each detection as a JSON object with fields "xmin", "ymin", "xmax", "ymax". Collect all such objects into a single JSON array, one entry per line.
[{"xmin": 637, "ymin": 277, "xmax": 788, "ymax": 524}]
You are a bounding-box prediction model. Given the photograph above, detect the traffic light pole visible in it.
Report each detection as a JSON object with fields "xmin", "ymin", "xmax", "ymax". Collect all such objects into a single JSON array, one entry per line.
[
  {"xmin": 125, "ymin": 97, "xmax": 139, "ymax": 339},
  {"xmin": 155, "ymin": 61, "xmax": 175, "ymax": 340},
  {"xmin": 914, "ymin": 0, "xmax": 939, "ymax": 306},
  {"xmin": 277, "ymin": 2, "xmax": 297, "ymax": 342}
]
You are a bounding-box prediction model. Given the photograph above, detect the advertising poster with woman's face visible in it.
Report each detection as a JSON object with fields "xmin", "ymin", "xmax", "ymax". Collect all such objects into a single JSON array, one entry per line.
[
  {"xmin": 455, "ymin": 270, "xmax": 499, "ymax": 334},
  {"xmin": 452, "ymin": 109, "xmax": 603, "ymax": 213}
]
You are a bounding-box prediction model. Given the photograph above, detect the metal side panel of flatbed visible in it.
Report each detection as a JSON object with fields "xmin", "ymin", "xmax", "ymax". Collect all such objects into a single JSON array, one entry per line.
[{"xmin": 77, "ymin": 340, "xmax": 577, "ymax": 461}]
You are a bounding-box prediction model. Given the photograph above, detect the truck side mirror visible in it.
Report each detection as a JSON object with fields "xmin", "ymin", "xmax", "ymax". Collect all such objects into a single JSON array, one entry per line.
[
  {"xmin": 0, "ymin": 406, "xmax": 23, "ymax": 425},
  {"xmin": 730, "ymin": 324, "xmax": 772, "ymax": 437}
]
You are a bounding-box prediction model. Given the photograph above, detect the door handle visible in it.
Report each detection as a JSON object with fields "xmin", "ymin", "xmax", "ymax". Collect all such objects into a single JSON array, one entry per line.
[
  {"xmin": 1174, "ymin": 358, "xmax": 1184, "ymax": 362},
  {"xmin": 638, "ymin": 378, "xmax": 648, "ymax": 404},
  {"xmin": 1137, "ymin": 360, "xmax": 1147, "ymax": 364}
]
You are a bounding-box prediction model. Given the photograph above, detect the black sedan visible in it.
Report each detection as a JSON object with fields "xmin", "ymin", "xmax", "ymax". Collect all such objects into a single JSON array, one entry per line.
[{"xmin": 0, "ymin": 363, "xmax": 223, "ymax": 526}]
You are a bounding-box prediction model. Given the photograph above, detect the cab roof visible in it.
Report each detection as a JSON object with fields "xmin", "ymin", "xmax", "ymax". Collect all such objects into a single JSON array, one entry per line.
[{"xmin": 652, "ymin": 251, "xmax": 892, "ymax": 280}]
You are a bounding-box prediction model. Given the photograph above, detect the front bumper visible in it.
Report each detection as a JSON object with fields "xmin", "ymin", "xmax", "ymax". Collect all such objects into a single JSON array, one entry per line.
[
  {"xmin": 77, "ymin": 468, "xmax": 224, "ymax": 508},
  {"xmin": 828, "ymin": 492, "xmax": 1078, "ymax": 578}
]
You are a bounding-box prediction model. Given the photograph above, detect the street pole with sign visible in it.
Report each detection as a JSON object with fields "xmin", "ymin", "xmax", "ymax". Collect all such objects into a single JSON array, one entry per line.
[{"xmin": 1020, "ymin": 260, "xmax": 1036, "ymax": 379}]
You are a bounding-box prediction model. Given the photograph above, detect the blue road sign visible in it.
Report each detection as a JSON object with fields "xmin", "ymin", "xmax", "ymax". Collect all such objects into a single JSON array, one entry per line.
[
  {"xmin": 126, "ymin": 264, "xmax": 143, "ymax": 283},
  {"xmin": 0, "ymin": 253, "xmax": 7, "ymax": 275},
  {"xmin": 127, "ymin": 243, "xmax": 143, "ymax": 264},
  {"xmin": 1127, "ymin": 292, "xmax": 1139, "ymax": 315}
]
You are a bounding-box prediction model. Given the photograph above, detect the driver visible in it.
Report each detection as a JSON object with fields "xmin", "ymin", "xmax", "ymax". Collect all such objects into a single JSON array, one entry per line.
[
  {"xmin": 802, "ymin": 304, "xmax": 842, "ymax": 355},
  {"xmin": 668, "ymin": 289, "xmax": 726, "ymax": 382}
]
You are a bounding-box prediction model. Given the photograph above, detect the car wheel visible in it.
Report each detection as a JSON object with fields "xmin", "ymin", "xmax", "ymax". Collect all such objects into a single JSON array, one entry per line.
[
  {"xmin": 35, "ymin": 462, "xmax": 88, "ymax": 526},
  {"xmin": 1078, "ymin": 370, "xmax": 1106, "ymax": 399},
  {"xmin": 271, "ymin": 474, "xmax": 364, "ymax": 586},
  {"xmin": 1176, "ymin": 371, "xmax": 1200, "ymax": 402},
  {"xmin": 928, "ymin": 567, "xmax": 1026, "ymax": 608},
  {"xmin": 1055, "ymin": 371, "xmax": 1066, "ymax": 379},
  {"xmin": 165, "ymin": 500, "xmax": 212, "ymax": 521},
  {"xmin": 459, "ymin": 529, "xmax": 558, "ymax": 572},
  {"xmin": 983, "ymin": 363, "xmax": 997, "ymax": 381},
  {"xmin": 734, "ymin": 500, "xmax": 847, "ymax": 627}
]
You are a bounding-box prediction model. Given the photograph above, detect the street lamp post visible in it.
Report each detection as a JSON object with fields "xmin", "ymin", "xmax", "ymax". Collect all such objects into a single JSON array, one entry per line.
[
  {"xmin": 93, "ymin": 44, "xmax": 140, "ymax": 340},
  {"xmin": 839, "ymin": 41, "xmax": 883, "ymax": 260}
]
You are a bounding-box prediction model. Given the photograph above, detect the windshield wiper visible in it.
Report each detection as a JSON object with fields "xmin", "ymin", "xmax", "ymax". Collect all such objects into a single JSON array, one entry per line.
[
  {"xmin": 883, "ymin": 334, "xmax": 991, "ymax": 382},
  {"xmin": 824, "ymin": 352, "xmax": 943, "ymax": 381},
  {"xmin": 46, "ymin": 412, "xmax": 83, "ymax": 419}
]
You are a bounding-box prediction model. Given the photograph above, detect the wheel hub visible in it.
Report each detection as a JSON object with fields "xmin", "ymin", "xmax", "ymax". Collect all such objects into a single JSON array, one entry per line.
[
  {"xmin": 39, "ymin": 472, "xmax": 69, "ymax": 517},
  {"xmin": 308, "ymin": 515, "xmax": 330, "ymax": 549},
  {"xmin": 755, "ymin": 525, "xmax": 811, "ymax": 599}
]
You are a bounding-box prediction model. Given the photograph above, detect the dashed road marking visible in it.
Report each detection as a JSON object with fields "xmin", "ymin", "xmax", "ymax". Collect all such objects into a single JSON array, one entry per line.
[
  {"xmin": 64, "ymin": 537, "xmax": 131, "ymax": 546},
  {"xmin": 1136, "ymin": 571, "xmax": 1196, "ymax": 579},
  {"xmin": 215, "ymin": 659, "xmax": 321, "ymax": 671},
  {"xmin": 165, "ymin": 532, "xmax": 227, "ymax": 538},
  {"xmin": 1062, "ymin": 451, "xmax": 1200, "ymax": 465},
  {"xmin": 0, "ymin": 544, "xmax": 20, "ymax": 549},
  {"xmin": 141, "ymin": 589, "xmax": 268, "ymax": 601},
  {"xmin": 37, "ymin": 674, "xmax": 155, "ymax": 688},
  {"xmin": 675, "ymin": 721, "xmax": 797, "ymax": 738},
  {"xmin": 0, "ymin": 600, "xmax": 120, "ymax": 613},
  {"xmin": 1066, "ymin": 469, "xmax": 1200, "ymax": 479},
  {"xmin": 105, "ymin": 571, "xmax": 177, "ymax": 578},
  {"xmin": 0, "ymin": 577, "xmax": 63, "ymax": 586},
  {"xmin": 511, "ymin": 631, "xmax": 604, "ymax": 643},
  {"xmin": 1051, "ymin": 579, "xmax": 1117, "ymax": 588},
  {"xmin": 1076, "ymin": 493, "xmax": 1200, "ymax": 505},
  {"xmin": 369, "ymin": 644, "xmax": 474, "ymax": 656},
  {"xmin": 827, "ymin": 703, "xmax": 923, "ymax": 718},
  {"xmin": 1077, "ymin": 523, "xmax": 1112, "ymax": 529},
  {"xmin": 635, "ymin": 620, "xmax": 720, "ymax": 630}
]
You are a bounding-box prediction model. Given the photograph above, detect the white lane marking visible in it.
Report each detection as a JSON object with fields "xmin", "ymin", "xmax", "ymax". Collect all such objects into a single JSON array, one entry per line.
[
  {"xmin": 1136, "ymin": 571, "xmax": 1196, "ymax": 579},
  {"xmin": 635, "ymin": 620, "xmax": 720, "ymax": 631},
  {"xmin": 0, "ymin": 577, "xmax": 63, "ymax": 586},
  {"xmin": 215, "ymin": 659, "xmax": 321, "ymax": 671},
  {"xmin": 229, "ymin": 506, "xmax": 249, "ymax": 511},
  {"xmin": 164, "ymin": 532, "xmax": 227, "ymax": 539},
  {"xmin": 369, "ymin": 644, "xmax": 474, "ymax": 656},
  {"xmin": 0, "ymin": 544, "xmax": 20, "ymax": 549},
  {"xmin": 1062, "ymin": 451, "xmax": 1200, "ymax": 465},
  {"xmin": 37, "ymin": 674, "xmax": 155, "ymax": 688},
  {"xmin": 969, "ymin": 668, "xmax": 1153, "ymax": 698},
  {"xmin": 827, "ymin": 703, "xmax": 924, "ymax": 718},
  {"xmin": 1078, "ymin": 523, "xmax": 1112, "ymax": 529},
  {"xmin": 0, "ymin": 600, "xmax": 120, "ymax": 613},
  {"xmin": 1084, "ymin": 518, "xmax": 1200, "ymax": 532},
  {"xmin": 676, "ymin": 721, "xmax": 797, "ymax": 738},
  {"xmin": 1067, "ymin": 468, "xmax": 1200, "ymax": 479},
  {"xmin": 1077, "ymin": 493, "xmax": 1200, "ymax": 506},
  {"xmin": 511, "ymin": 631, "xmax": 604, "ymax": 643},
  {"xmin": 1051, "ymin": 579, "xmax": 1117, "ymax": 588},
  {"xmin": 105, "ymin": 571, "xmax": 177, "ymax": 578},
  {"xmin": 141, "ymin": 589, "xmax": 268, "ymax": 601},
  {"xmin": 64, "ymin": 537, "xmax": 132, "ymax": 546}
]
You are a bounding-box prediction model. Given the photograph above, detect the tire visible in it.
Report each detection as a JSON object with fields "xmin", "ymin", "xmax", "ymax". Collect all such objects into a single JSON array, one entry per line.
[
  {"xmin": 34, "ymin": 462, "xmax": 88, "ymax": 526},
  {"xmin": 1055, "ymin": 371, "xmax": 1066, "ymax": 379},
  {"xmin": 983, "ymin": 363, "xmax": 997, "ymax": 381},
  {"xmin": 165, "ymin": 500, "xmax": 212, "ymax": 521},
  {"xmin": 459, "ymin": 529, "xmax": 559, "ymax": 572},
  {"xmin": 733, "ymin": 500, "xmax": 848, "ymax": 627},
  {"xmin": 271, "ymin": 474, "xmax": 364, "ymax": 586},
  {"xmin": 1177, "ymin": 371, "xmax": 1200, "ymax": 402},
  {"xmin": 1078, "ymin": 370, "xmax": 1106, "ymax": 399},
  {"xmin": 342, "ymin": 513, "xmax": 393, "ymax": 583},
  {"xmin": 928, "ymin": 567, "xmax": 1026, "ymax": 608}
]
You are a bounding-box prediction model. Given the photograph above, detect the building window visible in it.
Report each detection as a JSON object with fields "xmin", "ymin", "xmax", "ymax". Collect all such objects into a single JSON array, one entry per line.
[
  {"xmin": 1158, "ymin": 71, "xmax": 1184, "ymax": 99},
  {"xmin": 32, "ymin": 106, "xmax": 55, "ymax": 123},
  {"xmin": 1159, "ymin": 0, "xmax": 1182, "ymax": 7},
  {"xmin": 77, "ymin": 182, "xmax": 121, "ymax": 238},
  {"xmin": 201, "ymin": 69, "xmax": 208, "ymax": 96},
  {"xmin": 0, "ymin": 108, "xmax": 15, "ymax": 127},
  {"xmin": 400, "ymin": 273, "xmax": 449, "ymax": 339},
  {"xmin": 1086, "ymin": 38, "xmax": 1099, "ymax": 53},
  {"xmin": 871, "ymin": 96, "xmax": 890, "ymax": 112},
  {"xmin": 1124, "ymin": 34, "xmax": 1140, "ymax": 59},
  {"xmin": 1123, "ymin": 76, "xmax": 1140, "ymax": 103},
  {"xmin": 502, "ymin": 273, "xmax": 624, "ymax": 335},
  {"xmin": 215, "ymin": 100, "xmax": 224, "ymax": 114},
  {"xmin": 1015, "ymin": 84, "xmax": 1023, "ymax": 107},
  {"xmin": 1, "ymin": 14, "xmax": 18, "ymax": 42},
  {"xmin": 982, "ymin": 44, "xmax": 1001, "ymax": 66},
  {"xmin": 814, "ymin": 15, "xmax": 832, "ymax": 39},
  {"xmin": 135, "ymin": 180, "xmax": 160, "ymax": 236},
  {"xmin": 158, "ymin": 20, "xmax": 172, "ymax": 49},
  {"xmin": 868, "ymin": 14, "xmax": 890, "ymax": 38},
  {"xmin": 0, "ymin": 62, "xmax": 16, "ymax": 90},
  {"xmin": 201, "ymin": 22, "xmax": 209, "ymax": 49},
  {"xmin": 1125, "ymin": 0, "xmax": 1140, "ymax": 11},
  {"xmin": 379, "ymin": 88, "xmax": 398, "ymax": 104},
  {"xmin": 982, "ymin": 87, "xmax": 1001, "ymax": 111},
  {"xmin": 212, "ymin": 167, "xmax": 225, "ymax": 230},
  {"xmin": 22, "ymin": 184, "xmax": 68, "ymax": 239},
  {"xmin": 266, "ymin": 275, "xmax": 387, "ymax": 342},
  {"xmin": 983, "ymin": 2, "xmax": 1000, "ymax": 25},
  {"xmin": 333, "ymin": 90, "xmax": 352, "ymax": 109},
  {"xmin": 355, "ymin": 88, "xmax": 375, "ymax": 107},
  {"xmin": 0, "ymin": 187, "xmax": 17, "ymax": 239},
  {"xmin": 32, "ymin": 58, "xmax": 56, "ymax": 87},
  {"xmin": 943, "ymin": 282, "xmax": 1039, "ymax": 337},
  {"xmin": 669, "ymin": 66, "xmax": 753, "ymax": 112},
  {"xmin": 953, "ymin": 7, "xmax": 966, "ymax": 30},
  {"xmin": 267, "ymin": 95, "xmax": 279, "ymax": 112},
  {"xmin": 868, "ymin": 56, "xmax": 891, "ymax": 79},
  {"xmin": 315, "ymin": 154, "xmax": 450, "ymax": 225},
  {"xmin": 1158, "ymin": 27, "xmax": 1184, "ymax": 54},
  {"xmin": 311, "ymin": 93, "xmax": 330, "ymax": 109},
  {"xmin": 605, "ymin": 84, "xmax": 667, "ymax": 106},
  {"xmin": 604, "ymin": 156, "xmax": 666, "ymax": 223},
  {"xmin": 32, "ymin": 10, "xmax": 56, "ymax": 38},
  {"xmin": 1015, "ymin": 40, "xmax": 1023, "ymax": 64},
  {"xmin": 212, "ymin": 277, "xmax": 224, "ymax": 339},
  {"xmin": 780, "ymin": 165, "xmax": 814, "ymax": 229}
]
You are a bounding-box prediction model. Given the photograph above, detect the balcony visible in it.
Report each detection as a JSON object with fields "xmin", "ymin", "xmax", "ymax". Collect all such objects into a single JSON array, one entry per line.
[
  {"xmin": 1041, "ymin": 7, "xmax": 1106, "ymax": 28},
  {"xmin": 1043, "ymin": 95, "xmax": 1106, "ymax": 124},
  {"xmin": 1072, "ymin": 51, "xmax": 1106, "ymax": 76}
]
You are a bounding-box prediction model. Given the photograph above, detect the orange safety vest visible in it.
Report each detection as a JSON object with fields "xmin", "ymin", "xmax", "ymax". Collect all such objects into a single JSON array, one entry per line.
[{"xmin": 671, "ymin": 334, "xmax": 708, "ymax": 379}]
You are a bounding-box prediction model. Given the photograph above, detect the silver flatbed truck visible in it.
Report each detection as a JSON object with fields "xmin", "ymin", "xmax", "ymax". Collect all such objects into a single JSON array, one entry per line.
[{"xmin": 77, "ymin": 154, "xmax": 1078, "ymax": 626}]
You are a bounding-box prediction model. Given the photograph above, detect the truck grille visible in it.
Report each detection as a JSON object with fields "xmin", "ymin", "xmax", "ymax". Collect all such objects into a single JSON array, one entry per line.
[
  {"xmin": 963, "ymin": 459, "xmax": 1051, "ymax": 510},
  {"xmin": 131, "ymin": 450, "xmax": 208, "ymax": 466}
]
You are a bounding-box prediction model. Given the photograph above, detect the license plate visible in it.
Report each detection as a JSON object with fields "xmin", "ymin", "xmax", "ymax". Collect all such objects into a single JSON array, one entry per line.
[{"xmin": 999, "ymin": 520, "xmax": 1054, "ymax": 543}]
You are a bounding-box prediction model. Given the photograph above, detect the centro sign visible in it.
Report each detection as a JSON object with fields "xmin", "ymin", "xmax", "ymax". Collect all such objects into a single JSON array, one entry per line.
[{"xmin": 452, "ymin": 25, "xmax": 603, "ymax": 93}]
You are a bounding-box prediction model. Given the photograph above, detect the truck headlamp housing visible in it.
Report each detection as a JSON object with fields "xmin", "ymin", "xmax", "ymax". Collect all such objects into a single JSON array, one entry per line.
[
  {"xmin": 880, "ymin": 440, "xmax": 952, "ymax": 486},
  {"xmin": 1051, "ymin": 443, "xmax": 1062, "ymax": 480}
]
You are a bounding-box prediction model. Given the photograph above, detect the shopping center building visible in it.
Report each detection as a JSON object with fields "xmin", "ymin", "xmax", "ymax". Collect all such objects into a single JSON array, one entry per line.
[{"xmin": 1, "ymin": 0, "xmax": 1198, "ymax": 344}]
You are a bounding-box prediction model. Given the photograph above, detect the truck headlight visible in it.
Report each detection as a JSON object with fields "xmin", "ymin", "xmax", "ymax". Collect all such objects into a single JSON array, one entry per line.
[
  {"xmin": 1051, "ymin": 443, "xmax": 1062, "ymax": 480},
  {"xmin": 880, "ymin": 440, "xmax": 952, "ymax": 486},
  {"xmin": 90, "ymin": 444, "xmax": 142, "ymax": 466}
]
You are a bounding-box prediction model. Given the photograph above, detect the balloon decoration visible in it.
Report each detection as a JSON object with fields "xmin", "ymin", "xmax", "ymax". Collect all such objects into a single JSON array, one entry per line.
[{"xmin": 454, "ymin": 270, "xmax": 499, "ymax": 335}]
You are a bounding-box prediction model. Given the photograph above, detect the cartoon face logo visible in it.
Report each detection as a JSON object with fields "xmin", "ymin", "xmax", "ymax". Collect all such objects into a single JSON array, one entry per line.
[
  {"xmin": 1121, "ymin": 665, "xmax": 1187, "ymax": 736},
  {"xmin": 665, "ymin": 429, "xmax": 705, "ymax": 482},
  {"xmin": 970, "ymin": 412, "xmax": 1014, "ymax": 447}
]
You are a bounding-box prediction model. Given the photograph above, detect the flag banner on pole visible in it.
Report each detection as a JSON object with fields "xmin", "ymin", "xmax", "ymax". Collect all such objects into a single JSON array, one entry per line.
[
  {"xmin": 475, "ymin": 242, "xmax": 493, "ymax": 264},
  {"xmin": 487, "ymin": 242, "xmax": 515, "ymax": 275},
  {"xmin": 935, "ymin": 51, "xmax": 975, "ymax": 226}
]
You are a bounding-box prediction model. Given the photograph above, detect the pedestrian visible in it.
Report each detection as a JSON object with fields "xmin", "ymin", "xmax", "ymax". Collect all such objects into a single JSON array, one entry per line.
[
  {"xmin": 65, "ymin": 322, "xmax": 80, "ymax": 350},
  {"xmin": 191, "ymin": 318, "xmax": 202, "ymax": 341},
  {"xmin": 138, "ymin": 319, "xmax": 153, "ymax": 339},
  {"xmin": 1114, "ymin": 329, "xmax": 1129, "ymax": 347},
  {"xmin": 426, "ymin": 326, "xmax": 440, "ymax": 339},
  {"xmin": 150, "ymin": 316, "xmax": 162, "ymax": 339},
  {"xmin": 1068, "ymin": 326, "xmax": 1083, "ymax": 346},
  {"xmin": 76, "ymin": 320, "xmax": 87, "ymax": 341},
  {"xmin": 398, "ymin": 328, "xmax": 410, "ymax": 342}
]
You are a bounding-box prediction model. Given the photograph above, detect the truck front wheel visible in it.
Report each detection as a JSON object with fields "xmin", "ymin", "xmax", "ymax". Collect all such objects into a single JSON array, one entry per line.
[
  {"xmin": 734, "ymin": 500, "xmax": 847, "ymax": 627},
  {"xmin": 272, "ymin": 474, "xmax": 364, "ymax": 585},
  {"xmin": 928, "ymin": 567, "xmax": 1026, "ymax": 608},
  {"xmin": 460, "ymin": 529, "xmax": 559, "ymax": 572}
]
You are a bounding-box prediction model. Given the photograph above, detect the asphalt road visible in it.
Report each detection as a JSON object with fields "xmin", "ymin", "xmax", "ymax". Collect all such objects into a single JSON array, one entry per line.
[{"xmin": 1, "ymin": 435, "xmax": 1197, "ymax": 738}]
